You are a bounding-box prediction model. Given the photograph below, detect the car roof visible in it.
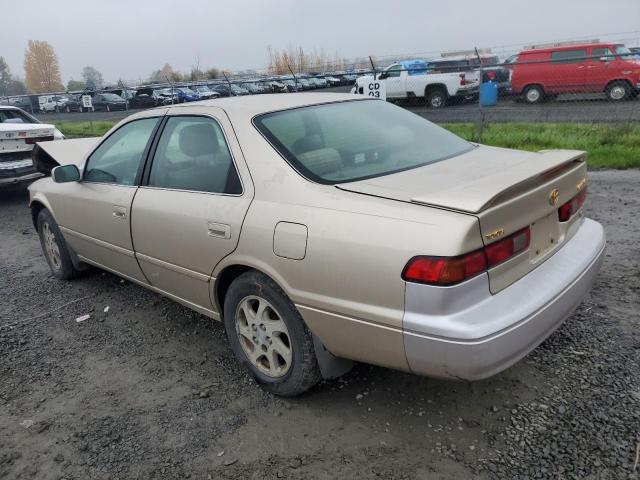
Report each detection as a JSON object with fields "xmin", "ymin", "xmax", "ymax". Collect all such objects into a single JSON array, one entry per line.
[
  {"xmin": 520, "ymin": 43, "xmax": 620, "ymax": 54},
  {"xmin": 167, "ymin": 92, "xmax": 364, "ymax": 118},
  {"xmin": 0, "ymin": 105, "xmax": 21, "ymax": 111}
]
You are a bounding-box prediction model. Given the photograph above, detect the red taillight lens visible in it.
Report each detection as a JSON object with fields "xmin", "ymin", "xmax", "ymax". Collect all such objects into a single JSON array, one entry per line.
[
  {"xmin": 25, "ymin": 135, "xmax": 54, "ymax": 145},
  {"xmin": 402, "ymin": 251, "xmax": 487, "ymax": 286},
  {"xmin": 485, "ymin": 227, "xmax": 531, "ymax": 268},
  {"xmin": 402, "ymin": 226, "xmax": 531, "ymax": 286},
  {"xmin": 558, "ymin": 188, "xmax": 586, "ymax": 222}
]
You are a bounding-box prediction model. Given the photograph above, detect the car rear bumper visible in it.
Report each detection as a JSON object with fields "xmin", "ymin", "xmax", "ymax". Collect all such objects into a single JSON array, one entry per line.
[
  {"xmin": 403, "ymin": 217, "xmax": 605, "ymax": 380},
  {"xmin": 0, "ymin": 153, "xmax": 42, "ymax": 185}
]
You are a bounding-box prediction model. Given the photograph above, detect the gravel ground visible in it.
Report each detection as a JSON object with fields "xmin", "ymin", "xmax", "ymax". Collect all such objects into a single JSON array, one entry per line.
[{"xmin": 1, "ymin": 170, "xmax": 639, "ymax": 479}]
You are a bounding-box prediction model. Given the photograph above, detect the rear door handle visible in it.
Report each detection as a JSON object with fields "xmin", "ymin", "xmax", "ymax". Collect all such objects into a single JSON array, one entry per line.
[
  {"xmin": 112, "ymin": 206, "xmax": 127, "ymax": 219},
  {"xmin": 207, "ymin": 222, "xmax": 231, "ymax": 239}
]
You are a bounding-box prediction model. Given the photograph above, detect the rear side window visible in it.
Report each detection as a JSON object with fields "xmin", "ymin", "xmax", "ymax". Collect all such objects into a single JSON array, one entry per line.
[
  {"xmin": 84, "ymin": 117, "xmax": 159, "ymax": 185},
  {"xmin": 148, "ymin": 116, "xmax": 241, "ymax": 194},
  {"xmin": 551, "ymin": 49, "xmax": 587, "ymax": 63}
]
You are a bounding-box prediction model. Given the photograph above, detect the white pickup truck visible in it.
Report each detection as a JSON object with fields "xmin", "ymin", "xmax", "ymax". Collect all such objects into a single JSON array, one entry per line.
[{"xmin": 353, "ymin": 60, "xmax": 479, "ymax": 108}]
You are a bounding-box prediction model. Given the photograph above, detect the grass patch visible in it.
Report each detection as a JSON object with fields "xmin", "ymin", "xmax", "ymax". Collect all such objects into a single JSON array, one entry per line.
[
  {"xmin": 442, "ymin": 122, "xmax": 640, "ymax": 169},
  {"xmin": 56, "ymin": 120, "xmax": 640, "ymax": 169},
  {"xmin": 55, "ymin": 121, "xmax": 115, "ymax": 138}
]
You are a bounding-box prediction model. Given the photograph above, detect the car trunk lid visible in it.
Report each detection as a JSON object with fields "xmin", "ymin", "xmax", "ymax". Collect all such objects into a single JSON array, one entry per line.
[{"xmin": 338, "ymin": 145, "xmax": 588, "ymax": 292}]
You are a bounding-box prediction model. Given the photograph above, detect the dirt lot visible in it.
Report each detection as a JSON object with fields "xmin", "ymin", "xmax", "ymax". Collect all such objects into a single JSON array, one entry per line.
[{"xmin": 1, "ymin": 170, "xmax": 639, "ymax": 480}]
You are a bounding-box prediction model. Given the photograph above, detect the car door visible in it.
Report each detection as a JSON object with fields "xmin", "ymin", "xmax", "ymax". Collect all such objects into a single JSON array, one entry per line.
[
  {"xmin": 549, "ymin": 49, "xmax": 587, "ymax": 93},
  {"xmin": 382, "ymin": 64, "xmax": 404, "ymax": 98},
  {"xmin": 130, "ymin": 106, "xmax": 254, "ymax": 317},
  {"xmin": 587, "ymin": 46, "xmax": 616, "ymax": 92},
  {"xmin": 50, "ymin": 112, "xmax": 165, "ymax": 283}
]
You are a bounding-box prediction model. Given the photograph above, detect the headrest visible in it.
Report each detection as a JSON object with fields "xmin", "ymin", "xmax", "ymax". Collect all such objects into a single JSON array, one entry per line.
[
  {"xmin": 297, "ymin": 148, "xmax": 342, "ymax": 176},
  {"xmin": 179, "ymin": 123, "xmax": 220, "ymax": 158}
]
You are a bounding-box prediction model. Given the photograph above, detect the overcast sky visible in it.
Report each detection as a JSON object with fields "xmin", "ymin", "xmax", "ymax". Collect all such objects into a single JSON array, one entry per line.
[{"xmin": 3, "ymin": 0, "xmax": 640, "ymax": 84}]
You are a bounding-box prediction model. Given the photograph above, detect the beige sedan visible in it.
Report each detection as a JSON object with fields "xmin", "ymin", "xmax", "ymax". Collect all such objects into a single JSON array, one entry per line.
[{"xmin": 28, "ymin": 93, "xmax": 605, "ymax": 396}]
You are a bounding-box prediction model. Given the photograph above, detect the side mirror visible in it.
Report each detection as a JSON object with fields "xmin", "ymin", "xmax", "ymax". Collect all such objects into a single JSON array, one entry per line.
[
  {"xmin": 599, "ymin": 56, "xmax": 609, "ymax": 62},
  {"xmin": 52, "ymin": 164, "xmax": 80, "ymax": 183},
  {"xmin": 378, "ymin": 72, "xmax": 388, "ymax": 80}
]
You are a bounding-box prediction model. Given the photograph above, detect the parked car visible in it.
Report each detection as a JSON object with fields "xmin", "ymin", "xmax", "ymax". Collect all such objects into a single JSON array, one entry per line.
[
  {"xmin": 91, "ymin": 93, "xmax": 128, "ymax": 111},
  {"xmin": 193, "ymin": 85, "xmax": 220, "ymax": 100},
  {"xmin": 57, "ymin": 95, "xmax": 83, "ymax": 113},
  {"xmin": 511, "ymin": 42, "xmax": 640, "ymax": 103},
  {"xmin": 354, "ymin": 59, "xmax": 479, "ymax": 108},
  {"xmin": 29, "ymin": 94, "xmax": 604, "ymax": 395},
  {"xmin": 282, "ymin": 79, "xmax": 299, "ymax": 92},
  {"xmin": 0, "ymin": 106, "xmax": 63, "ymax": 186},
  {"xmin": 1, "ymin": 96, "xmax": 36, "ymax": 113},
  {"xmin": 242, "ymin": 82, "xmax": 267, "ymax": 94},
  {"xmin": 426, "ymin": 55, "xmax": 511, "ymax": 96},
  {"xmin": 210, "ymin": 84, "xmax": 250, "ymax": 97},
  {"xmin": 127, "ymin": 88, "xmax": 163, "ymax": 109},
  {"xmin": 38, "ymin": 95, "xmax": 66, "ymax": 113},
  {"xmin": 324, "ymin": 76, "xmax": 342, "ymax": 86}
]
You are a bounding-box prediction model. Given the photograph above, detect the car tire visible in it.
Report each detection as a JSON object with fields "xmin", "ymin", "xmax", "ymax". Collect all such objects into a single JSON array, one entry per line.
[
  {"xmin": 106, "ymin": 104, "xmax": 111, "ymax": 112},
  {"xmin": 606, "ymin": 81, "xmax": 631, "ymax": 101},
  {"xmin": 37, "ymin": 209, "xmax": 78, "ymax": 280},
  {"xmin": 65, "ymin": 105, "xmax": 71, "ymax": 113},
  {"xmin": 426, "ymin": 88, "xmax": 447, "ymax": 108},
  {"xmin": 223, "ymin": 270, "xmax": 321, "ymax": 396},
  {"xmin": 523, "ymin": 85, "xmax": 544, "ymax": 104}
]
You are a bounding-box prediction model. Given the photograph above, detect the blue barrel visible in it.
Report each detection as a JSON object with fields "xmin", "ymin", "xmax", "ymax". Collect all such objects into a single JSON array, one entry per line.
[{"xmin": 480, "ymin": 82, "xmax": 498, "ymax": 107}]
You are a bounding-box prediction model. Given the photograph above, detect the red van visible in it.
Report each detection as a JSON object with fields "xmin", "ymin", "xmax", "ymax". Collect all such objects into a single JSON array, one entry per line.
[{"xmin": 511, "ymin": 43, "xmax": 640, "ymax": 103}]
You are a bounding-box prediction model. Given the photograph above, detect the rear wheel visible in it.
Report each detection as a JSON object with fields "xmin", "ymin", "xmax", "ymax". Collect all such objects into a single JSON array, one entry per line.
[
  {"xmin": 37, "ymin": 209, "xmax": 78, "ymax": 280},
  {"xmin": 223, "ymin": 271, "xmax": 321, "ymax": 396},
  {"xmin": 65, "ymin": 105, "xmax": 71, "ymax": 113},
  {"xmin": 523, "ymin": 85, "xmax": 544, "ymax": 104},
  {"xmin": 425, "ymin": 88, "xmax": 447, "ymax": 108},
  {"xmin": 606, "ymin": 81, "xmax": 631, "ymax": 101}
]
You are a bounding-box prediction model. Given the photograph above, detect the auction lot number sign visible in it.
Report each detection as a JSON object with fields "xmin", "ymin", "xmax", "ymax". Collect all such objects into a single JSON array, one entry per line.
[
  {"xmin": 366, "ymin": 78, "xmax": 386, "ymax": 101},
  {"xmin": 81, "ymin": 95, "xmax": 93, "ymax": 110}
]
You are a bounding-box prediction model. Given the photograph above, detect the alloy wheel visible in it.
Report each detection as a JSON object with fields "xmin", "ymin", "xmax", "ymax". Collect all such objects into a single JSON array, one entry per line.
[{"xmin": 235, "ymin": 295, "xmax": 292, "ymax": 378}]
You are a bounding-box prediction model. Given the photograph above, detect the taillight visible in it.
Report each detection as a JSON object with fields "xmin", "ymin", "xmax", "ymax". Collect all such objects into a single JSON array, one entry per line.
[
  {"xmin": 25, "ymin": 136, "xmax": 54, "ymax": 145},
  {"xmin": 558, "ymin": 188, "xmax": 587, "ymax": 222},
  {"xmin": 402, "ymin": 227, "xmax": 531, "ymax": 286}
]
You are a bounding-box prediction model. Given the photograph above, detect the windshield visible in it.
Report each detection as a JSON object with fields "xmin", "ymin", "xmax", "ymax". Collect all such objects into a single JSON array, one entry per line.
[
  {"xmin": 196, "ymin": 86, "xmax": 210, "ymax": 92},
  {"xmin": 254, "ymin": 100, "xmax": 473, "ymax": 184},
  {"xmin": 615, "ymin": 45, "xmax": 632, "ymax": 57},
  {"xmin": 102, "ymin": 93, "xmax": 122, "ymax": 101}
]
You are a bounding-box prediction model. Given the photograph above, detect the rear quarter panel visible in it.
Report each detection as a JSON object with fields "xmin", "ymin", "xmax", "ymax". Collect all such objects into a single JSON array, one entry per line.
[{"xmin": 215, "ymin": 115, "xmax": 483, "ymax": 370}]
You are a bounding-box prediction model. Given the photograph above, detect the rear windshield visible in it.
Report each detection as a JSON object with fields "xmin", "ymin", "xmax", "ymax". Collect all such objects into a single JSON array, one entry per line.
[
  {"xmin": 0, "ymin": 109, "xmax": 38, "ymax": 124},
  {"xmin": 254, "ymin": 100, "xmax": 473, "ymax": 184}
]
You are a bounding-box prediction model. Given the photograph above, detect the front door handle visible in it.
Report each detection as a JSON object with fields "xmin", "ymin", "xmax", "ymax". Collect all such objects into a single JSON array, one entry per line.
[
  {"xmin": 208, "ymin": 222, "xmax": 231, "ymax": 239},
  {"xmin": 113, "ymin": 206, "xmax": 127, "ymax": 219}
]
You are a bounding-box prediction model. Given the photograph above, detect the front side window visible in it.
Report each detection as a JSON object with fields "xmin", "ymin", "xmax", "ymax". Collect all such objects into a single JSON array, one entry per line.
[
  {"xmin": 386, "ymin": 65, "xmax": 402, "ymax": 78},
  {"xmin": 551, "ymin": 49, "xmax": 587, "ymax": 64},
  {"xmin": 592, "ymin": 47, "xmax": 613, "ymax": 60},
  {"xmin": 148, "ymin": 116, "xmax": 241, "ymax": 194},
  {"xmin": 84, "ymin": 117, "xmax": 159, "ymax": 185},
  {"xmin": 255, "ymin": 100, "xmax": 473, "ymax": 184}
]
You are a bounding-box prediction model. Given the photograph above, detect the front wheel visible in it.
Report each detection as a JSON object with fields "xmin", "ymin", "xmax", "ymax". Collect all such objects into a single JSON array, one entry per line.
[
  {"xmin": 606, "ymin": 81, "xmax": 631, "ymax": 101},
  {"xmin": 223, "ymin": 271, "xmax": 321, "ymax": 396},
  {"xmin": 37, "ymin": 209, "xmax": 78, "ymax": 280},
  {"xmin": 106, "ymin": 104, "xmax": 111, "ymax": 112}
]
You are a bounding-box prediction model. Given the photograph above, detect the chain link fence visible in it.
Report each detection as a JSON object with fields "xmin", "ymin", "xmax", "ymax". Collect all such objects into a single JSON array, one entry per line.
[{"xmin": 2, "ymin": 35, "xmax": 639, "ymax": 144}]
